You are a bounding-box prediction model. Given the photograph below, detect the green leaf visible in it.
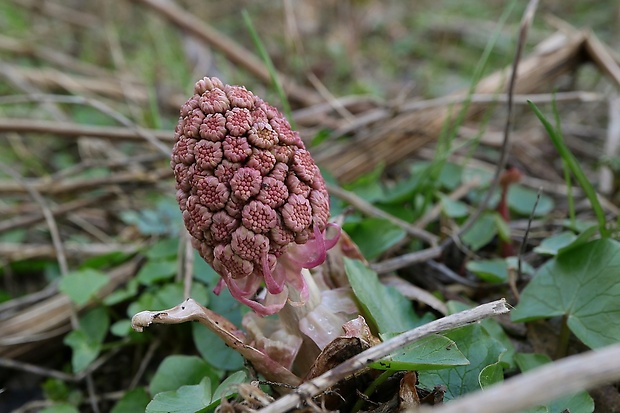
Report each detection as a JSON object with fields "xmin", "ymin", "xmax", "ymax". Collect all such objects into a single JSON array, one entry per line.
[
  {"xmin": 437, "ymin": 162, "xmax": 464, "ymax": 191},
  {"xmin": 343, "ymin": 164, "xmax": 386, "ymax": 203},
  {"xmin": 512, "ymin": 238, "xmax": 620, "ymax": 349},
  {"xmin": 449, "ymin": 301, "xmax": 516, "ymax": 369},
  {"xmin": 505, "ymin": 257, "xmax": 535, "ymax": 277},
  {"xmin": 370, "ymin": 334, "xmax": 469, "ymax": 371},
  {"xmin": 110, "ymin": 319, "xmax": 133, "ymax": 337},
  {"xmin": 145, "ymin": 238, "xmax": 180, "ymax": 260},
  {"xmin": 150, "ymin": 355, "xmax": 219, "ymax": 397},
  {"xmin": 193, "ymin": 287, "xmax": 244, "ymax": 370},
  {"xmin": 193, "ymin": 323, "xmax": 244, "ymax": 371},
  {"xmin": 345, "ymin": 258, "xmax": 425, "ymax": 334},
  {"xmin": 556, "ymin": 225, "xmax": 598, "ymax": 255},
  {"xmin": 146, "ymin": 378, "xmax": 212, "ymax": 413},
  {"xmin": 461, "ymin": 212, "xmax": 497, "ymax": 251},
  {"xmin": 62, "ymin": 323, "xmax": 94, "ymax": 365},
  {"xmin": 104, "ymin": 278, "xmax": 139, "ymax": 306},
  {"xmin": 418, "ymin": 324, "xmax": 506, "ymax": 400},
  {"xmin": 514, "ymin": 353, "xmax": 594, "ymax": 413},
  {"xmin": 136, "ymin": 259, "xmax": 177, "ymax": 285},
  {"xmin": 440, "ymin": 196, "xmax": 469, "ymax": 218},
  {"xmin": 64, "ymin": 307, "xmax": 109, "ymax": 372},
  {"xmin": 59, "ymin": 269, "xmax": 109, "ymax": 306},
  {"xmin": 479, "ymin": 361, "xmax": 504, "ymax": 388},
  {"xmin": 80, "ymin": 306, "xmax": 109, "ymax": 342},
  {"xmin": 39, "ymin": 404, "xmax": 80, "ymax": 413},
  {"xmin": 507, "ymin": 185, "xmax": 554, "ymax": 216},
  {"xmin": 146, "ymin": 372, "xmax": 245, "ymax": 413},
  {"xmin": 533, "ymin": 232, "xmax": 577, "ymax": 256},
  {"xmin": 79, "ymin": 251, "xmax": 131, "ymax": 270},
  {"xmin": 343, "ymin": 218, "xmax": 406, "ymax": 260},
  {"xmin": 120, "ymin": 198, "xmax": 182, "ymax": 236},
  {"xmin": 111, "ymin": 388, "xmax": 151, "ymax": 413},
  {"xmin": 163, "ymin": 283, "xmax": 209, "ymax": 309},
  {"xmin": 466, "ymin": 259, "xmax": 508, "ymax": 283},
  {"xmin": 494, "ymin": 212, "xmax": 511, "ymax": 242},
  {"xmin": 211, "ymin": 371, "xmax": 247, "ymax": 402}
]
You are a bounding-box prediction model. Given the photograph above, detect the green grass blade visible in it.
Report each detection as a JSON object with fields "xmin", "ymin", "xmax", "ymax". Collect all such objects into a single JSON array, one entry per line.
[
  {"xmin": 242, "ymin": 10, "xmax": 294, "ymax": 127},
  {"xmin": 528, "ymin": 100, "xmax": 608, "ymax": 237}
]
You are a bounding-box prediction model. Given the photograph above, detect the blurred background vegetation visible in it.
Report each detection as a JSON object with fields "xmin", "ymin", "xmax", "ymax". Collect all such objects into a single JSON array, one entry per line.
[{"xmin": 1, "ymin": 0, "xmax": 619, "ymax": 412}]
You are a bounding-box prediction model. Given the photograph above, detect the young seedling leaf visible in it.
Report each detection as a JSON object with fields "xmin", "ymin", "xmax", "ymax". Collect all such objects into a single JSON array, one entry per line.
[
  {"xmin": 110, "ymin": 387, "xmax": 150, "ymax": 413},
  {"xmin": 507, "ymin": 185, "xmax": 554, "ymax": 216},
  {"xmin": 211, "ymin": 371, "xmax": 247, "ymax": 402},
  {"xmin": 110, "ymin": 319, "xmax": 133, "ymax": 337},
  {"xmin": 533, "ymin": 231, "xmax": 577, "ymax": 256},
  {"xmin": 146, "ymin": 377, "xmax": 212, "ymax": 413},
  {"xmin": 466, "ymin": 258, "xmax": 508, "ymax": 283},
  {"xmin": 345, "ymin": 257, "xmax": 425, "ymax": 334},
  {"xmin": 146, "ymin": 372, "xmax": 245, "ymax": 413},
  {"xmin": 556, "ymin": 225, "xmax": 598, "ymax": 255},
  {"xmin": 370, "ymin": 334, "xmax": 469, "ymax": 371},
  {"xmin": 193, "ymin": 287, "xmax": 244, "ymax": 370},
  {"xmin": 512, "ymin": 238, "xmax": 620, "ymax": 349},
  {"xmin": 461, "ymin": 212, "xmax": 497, "ymax": 251},
  {"xmin": 149, "ymin": 355, "xmax": 219, "ymax": 396},
  {"xmin": 193, "ymin": 323, "xmax": 244, "ymax": 371},
  {"xmin": 153, "ymin": 282, "xmax": 209, "ymax": 310},
  {"xmin": 59, "ymin": 269, "xmax": 109, "ymax": 306},
  {"xmin": 39, "ymin": 403, "xmax": 80, "ymax": 413},
  {"xmin": 514, "ymin": 353, "xmax": 594, "ymax": 413},
  {"xmin": 136, "ymin": 259, "xmax": 177, "ymax": 285},
  {"xmin": 479, "ymin": 361, "xmax": 504, "ymax": 389},
  {"xmin": 64, "ymin": 307, "xmax": 109, "ymax": 372},
  {"xmin": 145, "ymin": 237, "xmax": 180, "ymax": 260},
  {"xmin": 344, "ymin": 218, "xmax": 406, "ymax": 260},
  {"xmin": 440, "ymin": 196, "xmax": 469, "ymax": 218}
]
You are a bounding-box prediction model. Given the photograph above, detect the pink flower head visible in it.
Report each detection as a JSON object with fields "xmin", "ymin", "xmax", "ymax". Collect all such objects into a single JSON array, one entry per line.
[{"xmin": 172, "ymin": 77, "xmax": 339, "ymax": 315}]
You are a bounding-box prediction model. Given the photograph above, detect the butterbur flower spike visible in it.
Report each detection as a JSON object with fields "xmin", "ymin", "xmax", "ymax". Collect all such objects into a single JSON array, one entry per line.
[{"xmin": 172, "ymin": 77, "xmax": 340, "ymax": 316}]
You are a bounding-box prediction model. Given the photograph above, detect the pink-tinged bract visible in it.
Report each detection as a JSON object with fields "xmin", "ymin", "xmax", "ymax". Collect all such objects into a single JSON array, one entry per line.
[{"xmin": 172, "ymin": 77, "xmax": 338, "ymax": 315}]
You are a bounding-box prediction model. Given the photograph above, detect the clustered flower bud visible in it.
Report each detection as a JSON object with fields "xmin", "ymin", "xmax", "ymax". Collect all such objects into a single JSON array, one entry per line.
[{"xmin": 172, "ymin": 77, "xmax": 337, "ymax": 315}]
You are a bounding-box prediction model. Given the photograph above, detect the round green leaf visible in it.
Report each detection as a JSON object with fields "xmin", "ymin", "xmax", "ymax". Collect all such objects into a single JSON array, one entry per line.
[
  {"xmin": 111, "ymin": 388, "xmax": 150, "ymax": 413},
  {"xmin": 150, "ymin": 355, "xmax": 219, "ymax": 396},
  {"xmin": 59, "ymin": 269, "xmax": 109, "ymax": 306},
  {"xmin": 512, "ymin": 238, "xmax": 620, "ymax": 349},
  {"xmin": 507, "ymin": 185, "xmax": 554, "ymax": 216}
]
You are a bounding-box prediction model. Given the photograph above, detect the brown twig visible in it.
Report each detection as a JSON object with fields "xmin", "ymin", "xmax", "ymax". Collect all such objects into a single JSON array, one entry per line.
[
  {"xmin": 0, "ymin": 193, "xmax": 114, "ymax": 234},
  {"xmin": 0, "ymin": 242, "xmax": 140, "ymax": 262},
  {"xmin": 371, "ymin": 246, "xmax": 444, "ymax": 274},
  {"xmin": 0, "ymin": 168, "xmax": 172, "ymax": 195},
  {"xmin": 0, "ymin": 118, "xmax": 174, "ymax": 142}
]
